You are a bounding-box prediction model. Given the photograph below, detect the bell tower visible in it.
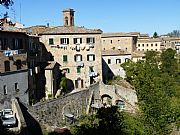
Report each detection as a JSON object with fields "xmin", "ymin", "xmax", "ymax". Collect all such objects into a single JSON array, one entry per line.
[{"xmin": 63, "ymin": 8, "xmax": 75, "ymax": 27}]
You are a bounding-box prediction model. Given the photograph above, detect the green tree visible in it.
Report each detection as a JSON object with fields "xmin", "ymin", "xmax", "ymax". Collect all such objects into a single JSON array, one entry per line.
[
  {"xmin": 60, "ymin": 77, "xmax": 68, "ymax": 94},
  {"xmin": 153, "ymin": 32, "xmax": 159, "ymax": 38},
  {"xmin": 71, "ymin": 106, "xmax": 144, "ymax": 135},
  {"xmin": 0, "ymin": 0, "xmax": 13, "ymax": 8},
  {"xmin": 160, "ymin": 48, "xmax": 178, "ymax": 76},
  {"xmin": 167, "ymin": 30, "xmax": 180, "ymax": 37},
  {"xmin": 122, "ymin": 50, "xmax": 180, "ymax": 135}
]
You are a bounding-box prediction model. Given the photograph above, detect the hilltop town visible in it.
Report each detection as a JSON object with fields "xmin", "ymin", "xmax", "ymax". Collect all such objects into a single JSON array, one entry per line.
[{"xmin": 0, "ymin": 8, "xmax": 180, "ymax": 135}]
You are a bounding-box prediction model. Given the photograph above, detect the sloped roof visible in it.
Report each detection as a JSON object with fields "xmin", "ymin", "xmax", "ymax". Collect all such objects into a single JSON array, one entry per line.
[
  {"xmin": 0, "ymin": 26, "xmax": 26, "ymax": 33},
  {"xmin": 102, "ymin": 50, "xmax": 131, "ymax": 56},
  {"xmin": 138, "ymin": 38, "xmax": 163, "ymax": 42},
  {"xmin": 39, "ymin": 26, "xmax": 102, "ymax": 35},
  {"xmin": 102, "ymin": 32, "xmax": 137, "ymax": 37},
  {"xmin": 45, "ymin": 62, "xmax": 61, "ymax": 69}
]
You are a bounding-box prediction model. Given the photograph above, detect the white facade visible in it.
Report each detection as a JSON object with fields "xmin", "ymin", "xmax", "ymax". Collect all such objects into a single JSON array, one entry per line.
[{"xmin": 102, "ymin": 51, "xmax": 131, "ymax": 82}]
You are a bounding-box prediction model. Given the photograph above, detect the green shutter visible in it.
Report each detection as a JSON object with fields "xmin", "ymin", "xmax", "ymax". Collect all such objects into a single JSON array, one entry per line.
[
  {"xmin": 63, "ymin": 55, "xmax": 67, "ymax": 62},
  {"xmin": 77, "ymin": 67, "xmax": 81, "ymax": 73},
  {"xmin": 49, "ymin": 38, "xmax": 54, "ymax": 45}
]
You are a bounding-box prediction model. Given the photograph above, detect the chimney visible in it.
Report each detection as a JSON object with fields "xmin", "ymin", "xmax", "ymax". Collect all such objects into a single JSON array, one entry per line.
[{"xmin": 63, "ymin": 8, "xmax": 75, "ymax": 27}]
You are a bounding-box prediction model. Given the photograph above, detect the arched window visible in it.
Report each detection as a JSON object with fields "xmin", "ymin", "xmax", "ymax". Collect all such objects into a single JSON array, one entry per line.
[
  {"xmin": 4, "ymin": 61, "xmax": 10, "ymax": 71},
  {"xmin": 65, "ymin": 16, "xmax": 68, "ymax": 26},
  {"xmin": 16, "ymin": 60, "xmax": 22, "ymax": 70}
]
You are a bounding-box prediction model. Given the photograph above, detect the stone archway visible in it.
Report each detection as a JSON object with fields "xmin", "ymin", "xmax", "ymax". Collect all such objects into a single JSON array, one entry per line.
[
  {"xmin": 115, "ymin": 100, "xmax": 125, "ymax": 110},
  {"xmin": 101, "ymin": 94, "xmax": 112, "ymax": 106}
]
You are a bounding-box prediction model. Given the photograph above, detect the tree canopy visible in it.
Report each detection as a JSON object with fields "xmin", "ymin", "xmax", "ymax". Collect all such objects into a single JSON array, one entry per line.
[
  {"xmin": 121, "ymin": 49, "xmax": 180, "ymax": 134},
  {"xmin": 70, "ymin": 49, "xmax": 180, "ymax": 135},
  {"xmin": 70, "ymin": 106, "xmax": 144, "ymax": 135},
  {"xmin": 0, "ymin": 0, "xmax": 13, "ymax": 8},
  {"xmin": 153, "ymin": 32, "xmax": 159, "ymax": 38},
  {"xmin": 167, "ymin": 30, "xmax": 180, "ymax": 37}
]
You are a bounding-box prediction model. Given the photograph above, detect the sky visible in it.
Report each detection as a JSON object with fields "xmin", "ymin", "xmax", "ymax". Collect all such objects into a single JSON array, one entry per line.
[{"xmin": 0, "ymin": 0, "xmax": 180, "ymax": 36}]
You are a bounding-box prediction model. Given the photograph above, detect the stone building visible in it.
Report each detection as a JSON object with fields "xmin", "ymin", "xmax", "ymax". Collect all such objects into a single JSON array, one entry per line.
[
  {"xmin": 136, "ymin": 37, "xmax": 162, "ymax": 52},
  {"xmin": 160, "ymin": 37, "xmax": 180, "ymax": 53},
  {"xmin": 101, "ymin": 33, "xmax": 138, "ymax": 53},
  {"xmin": 101, "ymin": 32, "xmax": 137, "ymax": 82},
  {"xmin": 102, "ymin": 50, "xmax": 131, "ymax": 82},
  {"xmin": 39, "ymin": 9, "xmax": 103, "ymax": 94},
  {"xmin": 0, "ymin": 29, "xmax": 29, "ymax": 108}
]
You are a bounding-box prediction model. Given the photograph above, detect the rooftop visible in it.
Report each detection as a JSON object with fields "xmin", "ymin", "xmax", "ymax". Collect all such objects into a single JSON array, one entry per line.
[
  {"xmin": 45, "ymin": 62, "xmax": 60, "ymax": 69},
  {"xmin": 102, "ymin": 32, "xmax": 138, "ymax": 38},
  {"xmin": 0, "ymin": 26, "xmax": 26, "ymax": 33},
  {"xmin": 102, "ymin": 50, "xmax": 131, "ymax": 56},
  {"xmin": 138, "ymin": 38, "xmax": 163, "ymax": 42},
  {"xmin": 39, "ymin": 26, "xmax": 102, "ymax": 35}
]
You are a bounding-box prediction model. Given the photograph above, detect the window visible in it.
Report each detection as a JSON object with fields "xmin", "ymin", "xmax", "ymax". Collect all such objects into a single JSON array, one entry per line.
[
  {"xmin": 151, "ymin": 44, "xmax": 153, "ymax": 47},
  {"xmin": 108, "ymin": 59, "xmax": 111, "ymax": 64},
  {"xmin": 74, "ymin": 54, "xmax": 82, "ymax": 62},
  {"xmin": 77, "ymin": 67, "xmax": 81, "ymax": 73},
  {"xmin": 147, "ymin": 44, "xmax": 148, "ymax": 47},
  {"xmin": 111, "ymin": 40, "xmax": 113, "ymax": 44},
  {"xmin": 116, "ymin": 59, "xmax": 121, "ymax": 64},
  {"xmin": 86, "ymin": 37, "xmax": 95, "ymax": 44},
  {"xmin": 138, "ymin": 44, "xmax": 140, "ymax": 47},
  {"xmin": 4, "ymin": 61, "xmax": 10, "ymax": 72},
  {"xmin": 142, "ymin": 44, "xmax": 144, "ymax": 47},
  {"xmin": 16, "ymin": 60, "xmax": 22, "ymax": 70},
  {"xmin": 60, "ymin": 38, "xmax": 69, "ymax": 45},
  {"xmin": 12, "ymin": 38, "xmax": 23, "ymax": 49},
  {"xmin": 74, "ymin": 38, "xmax": 82, "ymax": 44},
  {"xmin": 15, "ymin": 83, "xmax": 19, "ymax": 91},
  {"xmin": 0, "ymin": 38, "xmax": 8, "ymax": 50},
  {"xmin": 4, "ymin": 85, "xmax": 7, "ymax": 95},
  {"xmin": 63, "ymin": 55, "xmax": 68, "ymax": 62},
  {"xmin": 65, "ymin": 16, "xmax": 68, "ymax": 26},
  {"xmin": 155, "ymin": 49, "xmax": 157, "ymax": 51},
  {"xmin": 87, "ymin": 54, "xmax": 95, "ymax": 61},
  {"xmin": 155, "ymin": 43, "xmax": 157, "ymax": 46},
  {"xmin": 49, "ymin": 38, "xmax": 54, "ymax": 45},
  {"xmin": 89, "ymin": 66, "xmax": 94, "ymax": 72},
  {"xmin": 125, "ymin": 58, "xmax": 129, "ymax": 62},
  {"xmin": 66, "ymin": 68, "xmax": 70, "ymax": 73}
]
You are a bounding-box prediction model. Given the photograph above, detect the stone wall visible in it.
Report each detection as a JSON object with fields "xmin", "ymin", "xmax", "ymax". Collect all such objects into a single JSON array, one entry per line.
[
  {"xmin": 0, "ymin": 70, "xmax": 29, "ymax": 110},
  {"xmin": 11, "ymin": 98, "xmax": 27, "ymax": 133},
  {"xmin": 29, "ymin": 82, "xmax": 137, "ymax": 128},
  {"xmin": 99, "ymin": 82, "xmax": 138, "ymax": 112},
  {"xmin": 29, "ymin": 82, "xmax": 100, "ymax": 127}
]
